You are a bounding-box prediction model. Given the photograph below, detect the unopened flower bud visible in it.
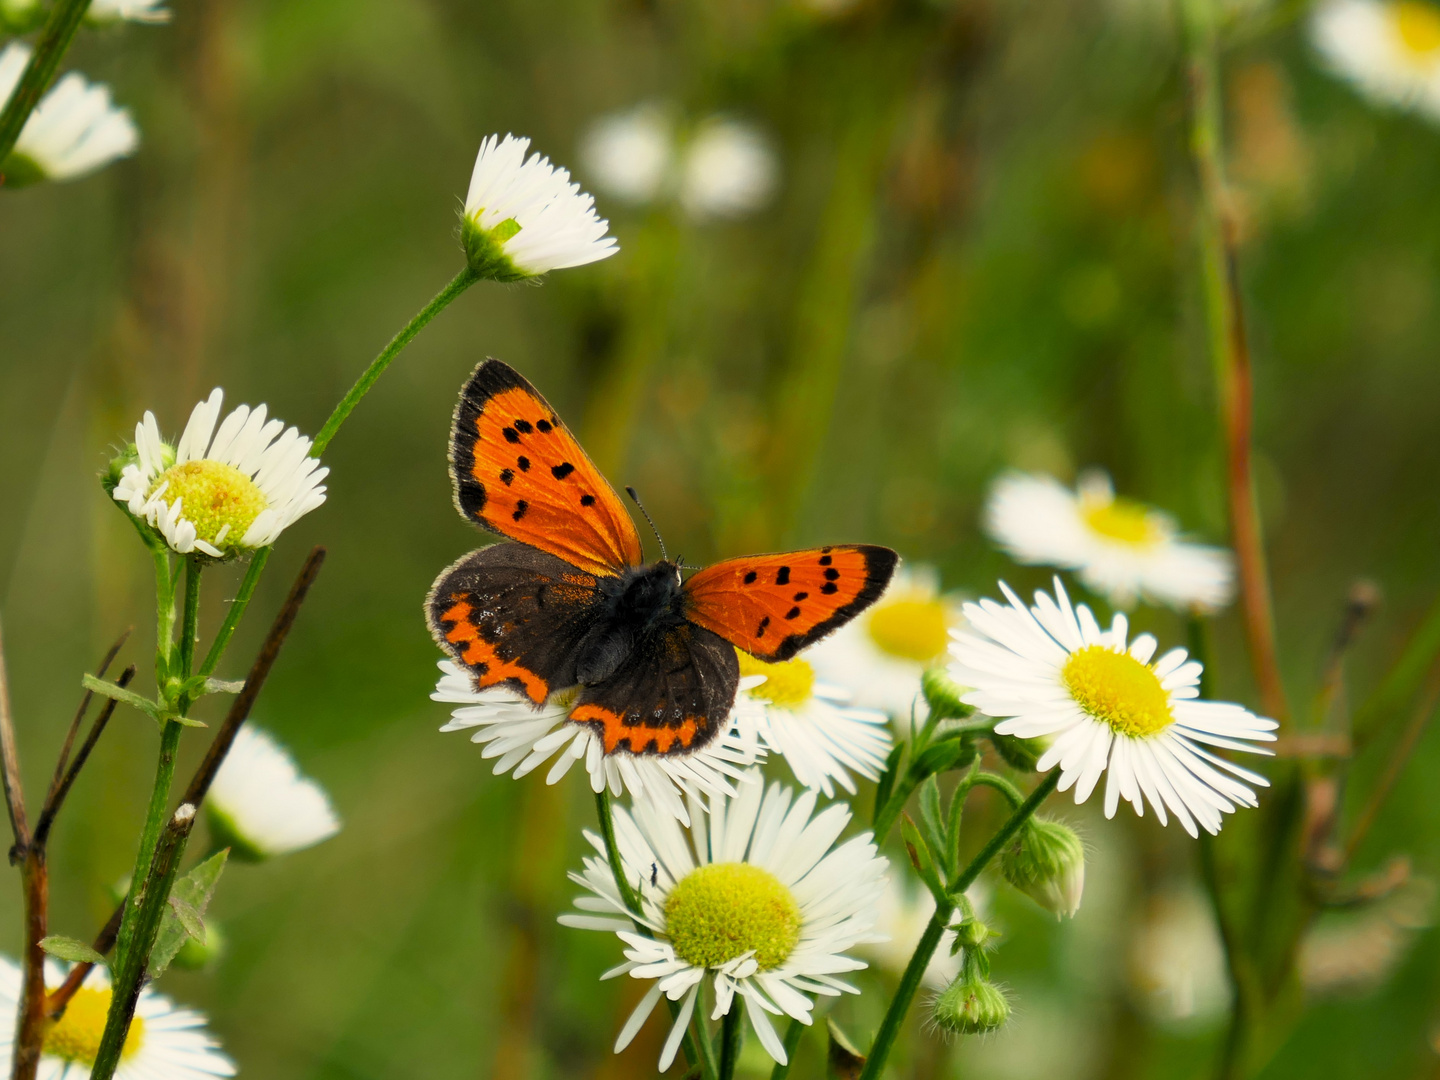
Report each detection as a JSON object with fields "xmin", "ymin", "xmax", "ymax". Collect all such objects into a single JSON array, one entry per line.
[
  {"xmin": 953, "ymin": 916, "xmax": 991, "ymax": 950},
  {"xmin": 988, "ymin": 731, "xmax": 1045, "ymax": 772},
  {"xmin": 932, "ymin": 975, "xmax": 1010, "ymax": 1035},
  {"xmin": 921, "ymin": 668, "xmax": 969, "ymax": 720},
  {"xmin": 1001, "ymin": 816, "xmax": 1085, "ymax": 919}
]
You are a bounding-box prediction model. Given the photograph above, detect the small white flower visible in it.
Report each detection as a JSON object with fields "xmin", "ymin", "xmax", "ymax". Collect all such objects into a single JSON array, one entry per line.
[
  {"xmin": 730, "ymin": 653, "xmax": 892, "ymax": 798},
  {"xmin": 462, "ymin": 133, "xmax": 618, "ymax": 280},
  {"xmin": 0, "ymin": 956, "xmax": 235, "ymax": 1079},
  {"xmin": 88, "ymin": 0, "xmax": 171, "ymax": 23},
  {"xmin": 985, "ymin": 470, "xmax": 1234, "ymax": 612},
  {"xmin": 559, "ymin": 771, "xmax": 888, "ymax": 1070},
  {"xmin": 110, "ymin": 389, "xmax": 328, "ymax": 558},
  {"xmin": 434, "ymin": 661, "xmax": 760, "ymax": 826},
  {"xmin": 579, "ymin": 103, "xmax": 675, "ymax": 204},
  {"xmin": 950, "ymin": 578, "xmax": 1278, "ymax": 838},
  {"xmin": 208, "ymin": 725, "xmax": 340, "ymax": 859},
  {"xmin": 0, "ymin": 44, "xmax": 138, "ymax": 185},
  {"xmin": 807, "ymin": 565, "xmax": 964, "ymax": 718},
  {"xmin": 679, "ymin": 117, "xmax": 778, "ymax": 220},
  {"xmin": 1313, "ymin": 0, "xmax": 1440, "ymax": 118}
]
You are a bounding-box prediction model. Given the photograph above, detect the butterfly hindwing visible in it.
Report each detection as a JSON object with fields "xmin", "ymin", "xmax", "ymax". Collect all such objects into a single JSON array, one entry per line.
[
  {"xmin": 427, "ymin": 542, "xmax": 609, "ymax": 704},
  {"xmin": 450, "ymin": 360, "xmax": 643, "ymax": 577},
  {"xmin": 683, "ymin": 545, "xmax": 899, "ymax": 662},
  {"xmin": 569, "ymin": 622, "xmax": 739, "ymax": 756}
]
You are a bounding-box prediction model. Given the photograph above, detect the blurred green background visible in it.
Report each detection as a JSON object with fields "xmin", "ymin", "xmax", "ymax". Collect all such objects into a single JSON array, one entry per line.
[{"xmin": 3, "ymin": 0, "xmax": 1440, "ymax": 1076}]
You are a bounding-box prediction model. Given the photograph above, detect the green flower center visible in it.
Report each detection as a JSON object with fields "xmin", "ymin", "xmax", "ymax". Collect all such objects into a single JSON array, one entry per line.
[
  {"xmin": 737, "ymin": 653, "xmax": 815, "ymax": 710},
  {"xmin": 43, "ymin": 987, "xmax": 144, "ymax": 1064},
  {"xmin": 1062, "ymin": 645, "xmax": 1173, "ymax": 737},
  {"xmin": 1081, "ymin": 495, "xmax": 1161, "ymax": 547},
  {"xmin": 866, "ymin": 598, "xmax": 950, "ymax": 663},
  {"xmin": 1393, "ymin": 0, "xmax": 1440, "ymax": 57},
  {"xmin": 665, "ymin": 862, "xmax": 802, "ymax": 970},
  {"xmin": 150, "ymin": 460, "xmax": 266, "ymax": 548}
]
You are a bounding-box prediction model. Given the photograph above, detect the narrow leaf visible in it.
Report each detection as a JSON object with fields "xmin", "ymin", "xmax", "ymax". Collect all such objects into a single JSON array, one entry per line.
[
  {"xmin": 80, "ymin": 674, "xmax": 160, "ymax": 719},
  {"xmin": 40, "ymin": 935, "xmax": 106, "ymax": 967},
  {"xmin": 900, "ymin": 812, "xmax": 947, "ymax": 902},
  {"xmin": 919, "ymin": 776, "xmax": 947, "ymax": 863},
  {"xmin": 873, "ymin": 743, "xmax": 905, "ymax": 827}
]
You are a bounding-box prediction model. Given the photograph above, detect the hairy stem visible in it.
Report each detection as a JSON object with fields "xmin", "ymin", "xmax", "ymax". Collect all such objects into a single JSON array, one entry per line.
[
  {"xmin": 198, "ymin": 548, "xmax": 269, "ymax": 678},
  {"xmin": 312, "ymin": 267, "xmax": 479, "ymax": 455},
  {"xmin": 0, "ymin": 0, "xmax": 93, "ymax": 168}
]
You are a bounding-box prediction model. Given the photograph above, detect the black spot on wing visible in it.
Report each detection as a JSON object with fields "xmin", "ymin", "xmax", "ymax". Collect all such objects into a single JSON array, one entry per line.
[
  {"xmin": 503, "ymin": 427, "xmax": 520, "ymax": 444},
  {"xmin": 500, "ymin": 469, "xmax": 514, "ymax": 485},
  {"xmin": 819, "ymin": 555, "xmax": 833, "ymax": 566},
  {"xmin": 518, "ymin": 456, "xmax": 531, "ymax": 472},
  {"xmin": 743, "ymin": 571, "xmax": 758, "ymax": 584},
  {"xmin": 580, "ymin": 494, "xmax": 596, "ymax": 507},
  {"xmin": 756, "ymin": 616, "xmax": 770, "ymax": 638},
  {"xmin": 536, "ymin": 419, "xmax": 553, "ymax": 433},
  {"xmin": 821, "ymin": 583, "xmax": 838, "ymax": 594},
  {"xmin": 552, "ymin": 462, "xmax": 575, "ymax": 480},
  {"xmin": 514, "ymin": 419, "xmax": 533, "ymax": 433},
  {"xmin": 513, "ymin": 500, "xmax": 529, "ymax": 521},
  {"xmin": 785, "ymin": 606, "xmax": 801, "ymax": 620},
  {"xmin": 793, "ymin": 591, "xmax": 808, "ymax": 601},
  {"xmin": 775, "ymin": 566, "xmax": 791, "ymax": 586},
  {"xmin": 824, "ymin": 568, "xmax": 840, "ymax": 580}
]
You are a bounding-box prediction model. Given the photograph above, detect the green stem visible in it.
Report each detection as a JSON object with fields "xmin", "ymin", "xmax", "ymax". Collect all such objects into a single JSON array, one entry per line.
[
  {"xmin": 111, "ymin": 719, "xmax": 182, "ymax": 972},
  {"xmin": 197, "ymin": 547, "xmax": 269, "ymax": 678},
  {"xmin": 768, "ymin": 1018, "xmax": 806, "ymax": 1080},
  {"xmin": 858, "ymin": 770, "xmax": 1060, "ymax": 1080},
  {"xmin": 594, "ymin": 788, "xmax": 642, "ymax": 916},
  {"xmin": 152, "ymin": 551, "xmax": 176, "ymax": 686},
  {"xmin": 177, "ymin": 558, "xmax": 202, "ymax": 696},
  {"xmin": 0, "ymin": 0, "xmax": 93, "ymax": 168},
  {"xmin": 311, "ymin": 267, "xmax": 479, "ymax": 456},
  {"xmin": 718, "ymin": 1005, "xmax": 743, "ymax": 1080}
]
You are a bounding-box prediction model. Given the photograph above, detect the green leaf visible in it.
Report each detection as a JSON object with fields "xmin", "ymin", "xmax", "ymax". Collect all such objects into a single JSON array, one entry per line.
[
  {"xmin": 40, "ymin": 935, "xmax": 106, "ymax": 967},
  {"xmin": 826, "ymin": 1018, "xmax": 865, "ymax": 1080},
  {"xmin": 914, "ymin": 732, "xmax": 976, "ymax": 777},
  {"xmin": 81, "ymin": 674, "xmax": 161, "ymax": 720},
  {"xmin": 918, "ymin": 776, "xmax": 948, "ymax": 870},
  {"xmin": 900, "ymin": 812, "xmax": 947, "ymax": 903},
  {"xmin": 171, "ymin": 714, "xmax": 208, "ymax": 728},
  {"xmin": 150, "ymin": 849, "xmax": 229, "ymax": 977},
  {"xmin": 872, "ymin": 743, "xmax": 905, "ymax": 828}
]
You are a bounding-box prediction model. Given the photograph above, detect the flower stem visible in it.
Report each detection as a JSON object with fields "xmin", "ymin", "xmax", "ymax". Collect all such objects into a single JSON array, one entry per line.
[
  {"xmin": 768, "ymin": 1019, "xmax": 806, "ymax": 1080},
  {"xmin": 311, "ymin": 267, "xmax": 480, "ymax": 456},
  {"xmin": 177, "ymin": 557, "xmax": 202, "ymax": 699},
  {"xmin": 718, "ymin": 1005, "xmax": 743, "ymax": 1080},
  {"xmin": 198, "ymin": 547, "xmax": 269, "ymax": 679},
  {"xmin": 153, "ymin": 550, "xmax": 176, "ymax": 685},
  {"xmin": 858, "ymin": 770, "xmax": 1060, "ymax": 1080},
  {"xmin": 594, "ymin": 788, "xmax": 643, "ymax": 916},
  {"xmin": 0, "ymin": 0, "xmax": 92, "ymax": 169}
]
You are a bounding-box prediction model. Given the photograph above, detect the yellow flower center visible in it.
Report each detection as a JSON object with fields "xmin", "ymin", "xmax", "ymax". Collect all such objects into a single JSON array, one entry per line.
[
  {"xmin": 737, "ymin": 652, "xmax": 815, "ymax": 710},
  {"xmin": 665, "ymin": 862, "xmax": 801, "ymax": 970},
  {"xmin": 866, "ymin": 598, "xmax": 950, "ymax": 663},
  {"xmin": 1081, "ymin": 495, "xmax": 1162, "ymax": 548},
  {"xmin": 149, "ymin": 460, "xmax": 266, "ymax": 549},
  {"xmin": 1393, "ymin": 0, "xmax": 1440, "ymax": 58},
  {"xmin": 42, "ymin": 987, "xmax": 145, "ymax": 1065},
  {"xmin": 1062, "ymin": 645, "xmax": 1173, "ymax": 737}
]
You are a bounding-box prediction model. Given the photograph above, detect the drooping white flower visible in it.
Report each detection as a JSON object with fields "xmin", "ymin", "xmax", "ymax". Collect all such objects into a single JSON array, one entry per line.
[
  {"xmin": 0, "ymin": 956, "xmax": 235, "ymax": 1079},
  {"xmin": 950, "ymin": 579, "xmax": 1277, "ymax": 838},
  {"xmin": 807, "ymin": 564, "xmax": 964, "ymax": 718},
  {"xmin": 110, "ymin": 389, "xmax": 328, "ymax": 558},
  {"xmin": 730, "ymin": 653, "xmax": 892, "ymax": 798},
  {"xmin": 559, "ymin": 772, "xmax": 888, "ymax": 1070},
  {"xmin": 985, "ymin": 470, "xmax": 1234, "ymax": 612},
  {"xmin": 679, "ymin": 117, "xmax": 778, "ymax": 220},
  {"xmin": 208, "ymin": 725, "xmax": 340, "ymax": 859},
  {"xmin": 461, "ymin": 133, "xmax": 618, "ymax": 280},
  {"xmin": 579, "ymin": 103, "xmax": 674, "ymax": 204},
  {"xmin": 1313, "ymin": 0, "xmax": 1440, "ymax": 118},
  {"xmin": 0, "ymin": 44, "xmax": 138, "ymax": 185},
  {"xmin": 433, "ymin": 660, "xmax": 760, "ymax": 825}
]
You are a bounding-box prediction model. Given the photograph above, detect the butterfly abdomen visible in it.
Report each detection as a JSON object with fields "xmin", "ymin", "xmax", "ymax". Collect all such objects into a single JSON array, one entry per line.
[{"xmin": 574, "ymin": 561, "xmax": 687, "ymax": 686}]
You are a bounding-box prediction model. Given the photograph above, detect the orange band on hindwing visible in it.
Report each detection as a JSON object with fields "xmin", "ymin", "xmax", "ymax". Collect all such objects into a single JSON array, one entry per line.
[
  {"xmin": 570, "ymin": 703, "xmax": 708, "ymax": 755},
  {"xmin": 437, "ymin": 595, "xmax": 549, "ymax": 704}
]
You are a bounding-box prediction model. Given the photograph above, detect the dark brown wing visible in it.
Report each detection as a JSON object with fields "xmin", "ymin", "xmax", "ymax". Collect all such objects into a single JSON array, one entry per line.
[
  {"xmin": 427, "ymin": 543, "xmax": 608, "ymax": 705},
  {"xmin": 569, "ymin": 623, "xmax": 739, "ymax": 756}
]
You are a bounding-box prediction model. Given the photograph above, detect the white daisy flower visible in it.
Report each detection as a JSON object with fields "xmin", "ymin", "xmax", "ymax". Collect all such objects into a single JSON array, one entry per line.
[
  {"xmin": 88, "ymin": 0, "xmax": 171, "ymax": 22},
  {"xmin": 807, "ymin": 565, "xmax": 964, "ymax": 718},
  {"xmin": 433, "ymin": 660, "xmax": 760, "ymax": 826},
  {"xmin": 461, "ymin": 133, "xmax": 619, "ymax": 281},
  {"xmin": 579, "ymin": 103, "xmax": 674, "ymax": 205},
  {"xmin": 0, "ymin": 44, "xmax": 138, "ymax": 186},
  {"xmin": 678, "ymin": 117, "xmax": 778, "ymax": 220},
  {"xmin": 110, "ymin": 389, "xmax": 328, "ymax": 558},
  {"xmin": 731, "ymin": 653, "xmax": 892, "ymax": 798},
  {"xmin": 985, "ymin": 470, "xmax": 1234, "ymax": 612},
  {"xmin": 208, "ymin": 725, "xmax": 341, "ymax": 860},
  {"xmin": 0, "ymin": 956, "xmax": 235, "ymax": 1079},
  {"xmin": 559, "ymin": 772, "xmax": 888, "ymax": 1070},
  {"xmin": 1313, "ymin": 0, "xmax": 1440, "ymax": 118},
  {"xmin": 949, "ymin": 579, "xmax": 1278, "ymax": 838}
]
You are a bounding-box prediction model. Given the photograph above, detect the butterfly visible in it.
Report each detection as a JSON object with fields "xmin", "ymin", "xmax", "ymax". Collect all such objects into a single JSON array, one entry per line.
[{"xmin": 426, "ymin": 359, "xmax": 899, "ymax": 759}]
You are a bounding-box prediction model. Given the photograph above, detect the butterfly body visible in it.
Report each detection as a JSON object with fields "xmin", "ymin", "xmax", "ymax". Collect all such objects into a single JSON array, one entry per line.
[{"xmin": 428, "ymin": 359, "xmax": 898, "ymax": 759}]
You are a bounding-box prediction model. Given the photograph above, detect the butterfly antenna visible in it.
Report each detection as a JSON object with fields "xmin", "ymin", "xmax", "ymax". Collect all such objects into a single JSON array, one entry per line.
[{"xmin": 626, "ymin": 486, "xmax": 669, "ymax": 562}]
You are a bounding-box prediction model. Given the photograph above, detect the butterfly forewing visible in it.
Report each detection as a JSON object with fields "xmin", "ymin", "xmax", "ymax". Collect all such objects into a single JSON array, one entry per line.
[
  {"xmin": 450, "ymin": 360, "xmax": 643, "ymax": 577},
  {"xmin": 683, "ymin": 545, "xmax": 899, "ymax": 662}
]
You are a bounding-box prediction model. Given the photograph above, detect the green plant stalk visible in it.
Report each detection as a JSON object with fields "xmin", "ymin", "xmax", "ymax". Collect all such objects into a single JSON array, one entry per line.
[
  {"xmin": 718, "ymin": 1005, "xmax": 743, "ymax": 1080},
  {"xmin": 90, "ymin": 802, "xmax": 197, "ymax": 1080},
  {"xmin": 859, "ymin": 771, "xmax": 1059, "ymax": 1080},
  {"xmin": 198, "ymin": 547, "xmax": 270, "ymax": 678},
  {"xmin": 768, "ymin": 1018, "xmax": 806, "ymax": 1080},
  {"xmin": 311, "ymin": 267, "xmax": 479, "ymax": 455},
  {"xmin": 152, "ymin": 551, "xmax": 176, "ymax": 686},
  {"xmin": 176, "ymin": 558, "xmax": 202, "ymax": 705},
  {"xmin": 0, "ymin": 0, "xmax": 93, "ymax": 167}
]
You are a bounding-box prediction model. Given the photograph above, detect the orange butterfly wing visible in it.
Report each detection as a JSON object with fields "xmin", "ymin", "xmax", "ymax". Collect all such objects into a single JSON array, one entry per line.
[
  {"xmin": 683, "ymin": 546, "xmax": 898, "ymax": 662},
  {"xmin": 449, "ymin": 360, "xmax": 643, "ymax": 577}
]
